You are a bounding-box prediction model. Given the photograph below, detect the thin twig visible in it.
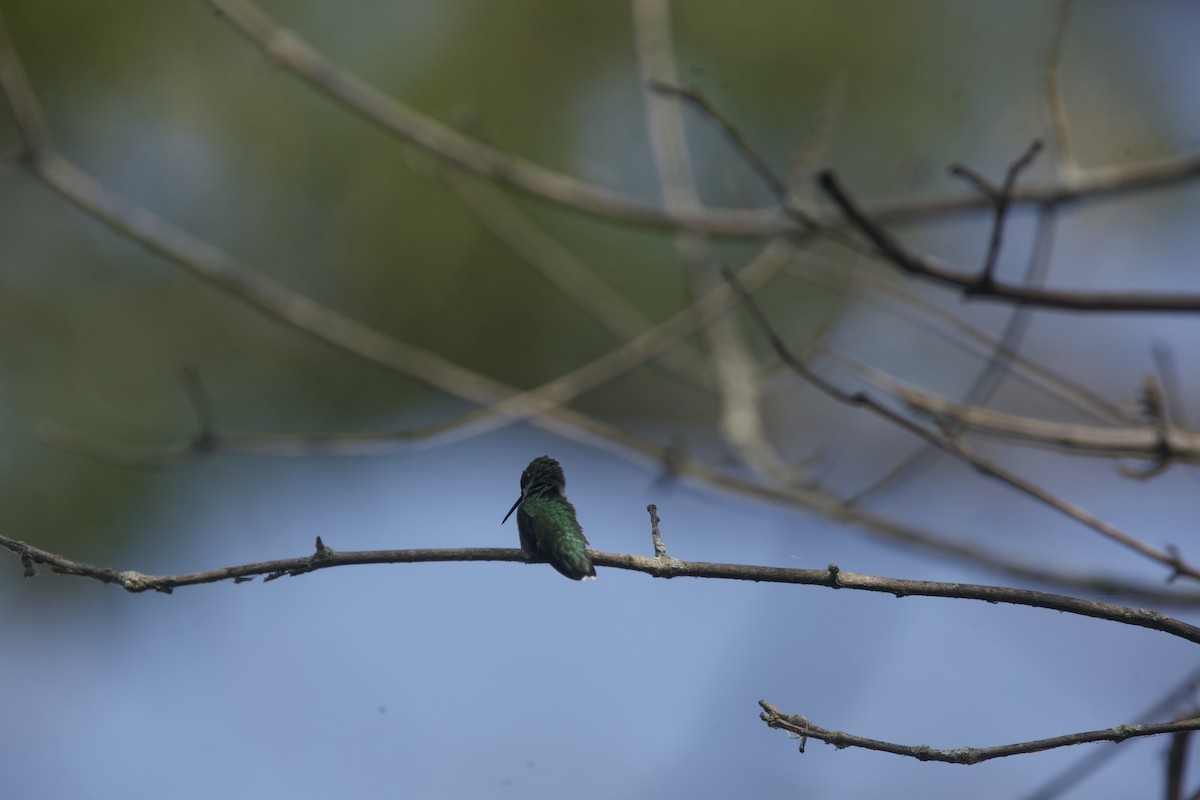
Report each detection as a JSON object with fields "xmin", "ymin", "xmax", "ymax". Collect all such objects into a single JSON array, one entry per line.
[
  {"xmin": 759, "ymin": 700, "xmax": 1200, "ymax": 764},
  {"xmin": 646, "ymin": 79, "xmax": 812, "ymax": 228},
  {"xmin": 647, "ymin": 504, "xmax": 669, "ymax": 559},
  {"xmin": 949, "ymin": 139, "xmax": 1044, "ymax": 287}
]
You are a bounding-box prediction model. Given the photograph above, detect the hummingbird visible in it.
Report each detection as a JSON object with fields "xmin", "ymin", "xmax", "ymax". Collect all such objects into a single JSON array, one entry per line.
[{"xmin": 502, "ymin": 455, "xmax": 596, "ymax": 581}]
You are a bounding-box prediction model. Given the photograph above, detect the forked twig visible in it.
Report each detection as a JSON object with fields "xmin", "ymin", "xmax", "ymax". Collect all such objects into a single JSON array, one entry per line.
[{"xmin": 819, "ymin": 170, "xmax": 1200, "ymax": 312}]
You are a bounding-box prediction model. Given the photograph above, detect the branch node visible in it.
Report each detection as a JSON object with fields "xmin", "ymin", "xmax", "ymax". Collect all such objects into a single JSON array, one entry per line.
[
  {"xmin": 947, "ymin": 748, "xmax": 984, "ymax": 765},
  {"xmin": 1112, "ymin": 724, "xmax": 1142, "ymax": 741},
  {"xmin": 19, "ymin": 552, "xmax": 34, "ymax": 577},
  {"xmin": 827, "ymin": 563, "xmax": 840, "ymax": 587},
  {"xmin": 950, "ymin": 140, "xmax": 1045, "ymax": 289},
  {"xmin": 118, "ymin": 570, "xmax": 155, "ymax": 593},
  {"xmin": 911, "ymin": 744, "xmax": 935, "ymax": 761}
]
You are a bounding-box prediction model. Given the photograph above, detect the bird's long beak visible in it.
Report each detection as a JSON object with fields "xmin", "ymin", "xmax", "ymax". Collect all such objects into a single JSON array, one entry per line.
[{"xmin": 502, "ymin": 495, "xmax": 522, "ymax": 524}]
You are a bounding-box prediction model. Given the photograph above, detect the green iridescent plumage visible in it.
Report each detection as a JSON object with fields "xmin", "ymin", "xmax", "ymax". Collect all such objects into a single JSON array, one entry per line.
[{"xmin": 502, "ymin": 456, "xmax": 596, "ymax": 581}]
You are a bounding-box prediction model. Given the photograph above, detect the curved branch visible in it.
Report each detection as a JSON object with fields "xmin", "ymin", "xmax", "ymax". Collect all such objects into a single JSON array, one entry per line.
[
  {"xmin": 201, "ymin": 0, "xmax": 777, "ymax": 235},
  {"xmin": 200, "ymin": 0, "xmax": 1200, "ymax": 240},
  {"xmin": 2, "ymin": 532, "xmax": 1198, "ymax": 646},
  {"xmin": 759, "ymin": 701, "xmax": 1200, "ymax": 764}
]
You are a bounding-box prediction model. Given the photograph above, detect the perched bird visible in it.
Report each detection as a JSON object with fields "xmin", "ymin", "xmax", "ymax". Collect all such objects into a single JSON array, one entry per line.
[{"xmin": 502, "ymin": 456, "xmax": 596, "ymax": 581}]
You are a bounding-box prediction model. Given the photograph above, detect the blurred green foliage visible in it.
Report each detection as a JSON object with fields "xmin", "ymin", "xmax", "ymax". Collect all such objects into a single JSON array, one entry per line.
[{"xmin": 0, "ymin": 0, "xmax": 1182, "ymax": 561}]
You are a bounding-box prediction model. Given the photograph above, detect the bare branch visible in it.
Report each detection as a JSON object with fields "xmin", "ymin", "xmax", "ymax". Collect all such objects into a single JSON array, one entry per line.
[
  {"xmin": 819, "ymin": 170, "xmax": 1200, "ymax": 313},
  {"xmin": 196, "ymin": 0, "xmax": 1200, "ymax": 246},
  {"xmin": 3, "ymin": 532, "xmax": 1198, "ymax": 645},
  {"xmin": 759, "ymin": 701, "xmax": 1200, "ymax": 764},
  {"xmin": 198, "ymin": 0, "xmax": 778, "ymax": 235},
  {"xmin": 647, "ymin": 503, "xmax": 673, "ymax": 561},
  {"xmin": 727, "ymin": 270, "xmax": 1200, "ymax": 583},
  {"xmin": 843, "ymin": 358, "xmax": 1200, "ymax": 466}
]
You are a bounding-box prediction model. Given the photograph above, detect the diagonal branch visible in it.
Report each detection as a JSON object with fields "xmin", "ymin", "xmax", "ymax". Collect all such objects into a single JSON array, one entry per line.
[
  {"xmin": 726, "ymin": 269, "xmax": 1200, "ymax": 583},
  {"xmin": 200, "ymin": 0, "xmax": 773, "ymax": 235},
  {"xmin": 39, "ymin": 240, "xmax": 794, "ymax": 465},
  {"xmin": 646, "ymin": 79, "xmax": 814, "ymax": 228},
  {"xmin": 200, "ymin": 0, "xmax": 1200, "ymax": 243}
]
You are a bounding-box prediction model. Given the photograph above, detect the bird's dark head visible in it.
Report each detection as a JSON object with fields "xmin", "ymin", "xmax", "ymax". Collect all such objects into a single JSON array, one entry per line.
[
  {"xmin": 520, "ymin": 455, "xmax": 566, "ymax": 495},
  {"xmin": 502, "ymin": 456, "xmax": 567, "ymax": 524}
]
